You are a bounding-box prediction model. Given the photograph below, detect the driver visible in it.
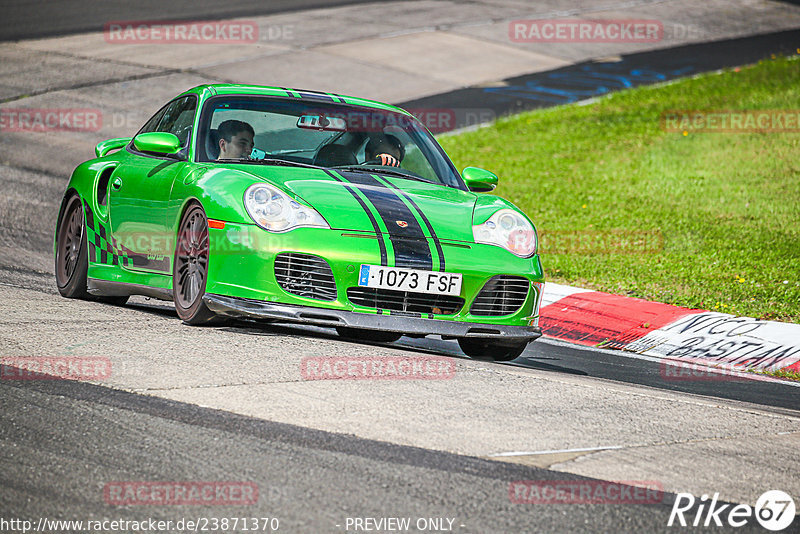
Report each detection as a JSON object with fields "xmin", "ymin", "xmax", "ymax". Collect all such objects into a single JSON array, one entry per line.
[
  {"xmin": 217, "ymin": 119, "xmax": 254, "ymax": 160},
  {"xmin": 364, "ymin": 134, "xmax": 404, "ymax": 167}
]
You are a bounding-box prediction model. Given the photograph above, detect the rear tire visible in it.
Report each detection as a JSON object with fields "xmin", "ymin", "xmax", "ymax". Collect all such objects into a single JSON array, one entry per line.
[
  {"xmin": 55, "ymin": 195, "xmax": 90, "ymax": 299},
  {"xmin": 55, "ymin": 195, "xmax": 130, "ymax": 305},
  {"xmin": 457, "ymin": 338, "xmax": 528, "ymax": 362},
  {"xmin": 336, "ymin": 327, "xmax": 402, "ymax": 343},
  {"xmin": 173, "ymin": 202, "xmax": 217, "ymax": 325}
]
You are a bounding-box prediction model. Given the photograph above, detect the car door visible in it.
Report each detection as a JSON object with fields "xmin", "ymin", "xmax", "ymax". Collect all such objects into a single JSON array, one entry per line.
[{"xmin": 108, "ymin": 95, "xmax": 197, "ymax": 274}]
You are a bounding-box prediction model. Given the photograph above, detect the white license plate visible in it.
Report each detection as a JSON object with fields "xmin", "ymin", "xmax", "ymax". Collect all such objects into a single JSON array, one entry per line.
[{"xmin": 358, "ymin": 265, "xmax": 463, "ymax": 296}]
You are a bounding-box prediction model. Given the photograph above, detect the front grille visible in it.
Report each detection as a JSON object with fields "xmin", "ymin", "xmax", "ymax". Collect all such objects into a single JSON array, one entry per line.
[
  {"xmin": 347, "ymin": 287, "xmax": 464, "ymax": 315},
  {"xmin": 274, "ymin": 253, "xmax": 337, "ymax": 301},
  {"xmin": 470, "ymin": 276, "xmax": 530, "ymax": 316}
]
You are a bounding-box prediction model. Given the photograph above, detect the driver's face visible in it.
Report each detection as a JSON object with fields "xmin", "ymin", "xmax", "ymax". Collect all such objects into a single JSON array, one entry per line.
[{"xmin": 219, "ymin": 131, "xmax": 254, "ymax": 159}]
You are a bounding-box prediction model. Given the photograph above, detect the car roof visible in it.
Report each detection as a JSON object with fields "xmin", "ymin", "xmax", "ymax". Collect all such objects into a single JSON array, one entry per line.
[{"xmin": 180, "ymin": 84, "xmax": 411, "ymax": 116}]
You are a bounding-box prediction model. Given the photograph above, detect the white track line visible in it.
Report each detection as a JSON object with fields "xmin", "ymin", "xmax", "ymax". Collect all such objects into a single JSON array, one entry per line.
[{"xmin": 489, "ymin": 445, "xmax": 623, "ymax": 457}]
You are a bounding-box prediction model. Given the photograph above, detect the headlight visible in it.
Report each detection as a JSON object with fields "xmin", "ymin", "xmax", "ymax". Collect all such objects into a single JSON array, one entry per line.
[
  {"xmin": 473, "ymin": 208, "xmax": 537, "ymax": 257},
  {"xmin": 244, "ymin": 183, "xmax": 329, "ymax": 232}
]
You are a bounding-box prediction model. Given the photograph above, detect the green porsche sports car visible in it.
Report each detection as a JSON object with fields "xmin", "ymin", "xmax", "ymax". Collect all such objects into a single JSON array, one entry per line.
[{"xmin": 54, "ymin": 84, "xmax": 544, "ymax": 361}]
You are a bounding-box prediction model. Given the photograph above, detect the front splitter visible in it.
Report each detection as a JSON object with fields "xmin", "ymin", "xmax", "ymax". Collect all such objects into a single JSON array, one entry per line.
[{"xmin": 203, "ymin": 293, "xmax": 541, "ymax": 341}]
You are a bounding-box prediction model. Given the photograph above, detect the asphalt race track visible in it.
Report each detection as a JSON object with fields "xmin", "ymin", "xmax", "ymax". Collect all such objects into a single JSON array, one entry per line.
[
  {"xmin": 399, "ymin": 29, "xmax": 800, "ymax": 128},
  {"xmin": 0, "ymin": 0, "xmax": 378, "ymax": 42},
  {"xmin": 2, "ymin": 376, "xmax": 722, "ymax": 533},
  {"xmin": 1, "ymin": 1, "xmax": 799, "ymax": 532}
]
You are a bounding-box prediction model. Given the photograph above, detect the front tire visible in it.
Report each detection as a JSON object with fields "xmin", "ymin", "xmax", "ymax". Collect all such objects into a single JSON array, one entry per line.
[
  {"xmin": 173, "ymin": 202, "xmax": 217, "ymax": 325},
  {"xmin": 457, "ymin": 338, "xmax": 528, "ymax": 362}
]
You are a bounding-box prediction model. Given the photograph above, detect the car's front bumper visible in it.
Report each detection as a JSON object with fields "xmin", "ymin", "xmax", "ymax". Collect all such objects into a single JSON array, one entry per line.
[
  {"xmin": 203, "ymin": 293, "xmax": 542, "ymax": 341},
  {"xmin": 206, "ymin": 225, "xmax": 545, "ymax": 329}
]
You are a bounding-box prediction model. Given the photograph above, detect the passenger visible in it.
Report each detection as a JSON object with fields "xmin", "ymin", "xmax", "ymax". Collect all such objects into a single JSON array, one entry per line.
[
  {"xmin": 365, "ymin": 134, "xmax": 404, "ymax": 167},
  {"xmin": 216, "ymin": 120, "xmax": 255, "ymax": 160}
]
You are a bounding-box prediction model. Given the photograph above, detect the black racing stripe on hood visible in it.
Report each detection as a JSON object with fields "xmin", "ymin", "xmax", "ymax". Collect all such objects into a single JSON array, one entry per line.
[
  {"xmin": 378, "ymin": 178, "xmax": 446, "ymax": 272},
  {"xmin": 338, "ymin": 171, "xmax": 433, "ymax": 270},
  {"xmin": 322, "ymin": 170, "xmax": 388, "ymax": 266}
]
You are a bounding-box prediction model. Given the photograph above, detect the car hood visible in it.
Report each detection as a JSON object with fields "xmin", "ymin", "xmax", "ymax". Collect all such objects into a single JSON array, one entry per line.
[{"xmin": 237, "ymin": 166, "xmax": 479, "ymax": 242}]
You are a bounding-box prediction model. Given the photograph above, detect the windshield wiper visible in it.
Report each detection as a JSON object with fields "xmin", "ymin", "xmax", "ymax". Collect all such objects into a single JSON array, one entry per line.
[
  {"xmin": 215, "ymin": 159, "xmax": 442, "ymax": 184},
  {"xmin": 216, "ymin": 158, "xmax": 322, "ymax": 170},
  {"xmin": 253, "ymin": 158, "xmax": 323, "ymax": 169},
  {"xmin": 216, "ymin": 158, "xmax": 257, "ymax": 164},
  {"xmin": 336, "ymin": 166, "xmax": 439, "ymax": 185}
]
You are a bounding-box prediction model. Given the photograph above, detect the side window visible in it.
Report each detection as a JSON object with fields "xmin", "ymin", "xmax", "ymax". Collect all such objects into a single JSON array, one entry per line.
[{"xmin": 155, "ymin": 96, "xmax": 196, "ymax": 147}]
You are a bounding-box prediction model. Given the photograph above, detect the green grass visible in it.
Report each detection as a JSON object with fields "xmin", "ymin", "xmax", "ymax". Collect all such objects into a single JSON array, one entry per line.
[
  {"xmin": 751, "ymin": 368, "xmax": 800, "ymax": 382},
  {"xmin": 439, "ymin": 55, "xmax": 800, "ymax": 322}
]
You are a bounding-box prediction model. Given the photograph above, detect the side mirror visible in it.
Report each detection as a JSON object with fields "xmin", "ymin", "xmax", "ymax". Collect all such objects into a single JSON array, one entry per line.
[
  {"xmin": 462, "ymin": 167, "xmax": 498, "ymax": 192},
  {"xmin": 133, "ymin": 132, "xmax": 182, "ymax": 156},
  {"xmin": 95, "ymin": 137, "xmax": 132, "ymax": 158}
]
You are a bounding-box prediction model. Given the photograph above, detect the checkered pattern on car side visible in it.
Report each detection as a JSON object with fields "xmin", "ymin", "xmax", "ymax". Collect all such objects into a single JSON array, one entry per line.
[{"xmin": 82, "ymin": 199, "xmax": 134, "ymax": 268}]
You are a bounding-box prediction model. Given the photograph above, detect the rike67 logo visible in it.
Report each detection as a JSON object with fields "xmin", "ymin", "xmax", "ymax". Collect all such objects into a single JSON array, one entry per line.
[{"xmin": 668, "ymin": 490, "xmax": 796, "ymax": 531}]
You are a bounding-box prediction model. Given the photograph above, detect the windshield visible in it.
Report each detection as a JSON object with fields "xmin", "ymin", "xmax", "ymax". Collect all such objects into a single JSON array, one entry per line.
[{"xmin": 197, "ymin": 96, "xmax": 465, "ymax": 189}]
